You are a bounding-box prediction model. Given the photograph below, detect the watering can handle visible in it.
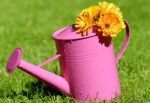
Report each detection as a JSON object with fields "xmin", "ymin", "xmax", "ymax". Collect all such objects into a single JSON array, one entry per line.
[
  {"xmin": 37, "ymin": 53, "xmax": 61, "ymax": 67},
  {"xmin": 116, "ymin": 21, "xmax": 131, "ymax": 63}
]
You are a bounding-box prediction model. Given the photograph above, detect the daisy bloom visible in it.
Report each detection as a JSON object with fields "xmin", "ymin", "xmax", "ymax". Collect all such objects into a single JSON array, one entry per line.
[
  {"xmin": 75, "ymin": 1, "xmax": 125, "ymax": 37},
  {"xmin": 96, "ymin": 14, "xmax": 123, "ymax": 37},
  {"xmin": 97, "ymin": 1, "xmax": 125, "ymax": 37},
  {"xmin": 88, "ymin": 6, "xmax": 100, "ymax": 21},
  {"xmin": 75, "ymin": 6, "xmax": 99, "ymax": 35}
]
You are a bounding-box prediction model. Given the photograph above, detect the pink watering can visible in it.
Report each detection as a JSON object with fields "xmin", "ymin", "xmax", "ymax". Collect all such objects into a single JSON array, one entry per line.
[{"xmin": 6, "ymin": 21, "xmax": 130, "ymax": 102}]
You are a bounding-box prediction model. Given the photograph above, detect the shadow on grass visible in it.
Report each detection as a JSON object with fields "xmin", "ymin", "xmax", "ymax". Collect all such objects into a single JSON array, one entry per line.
[
  {"xmin": 23, "ymin": 80, "xmax": 65, "ymax": 98},
  {"xmin": 0, "ymin": 80, "xmax": 65, "ymax": 99}
]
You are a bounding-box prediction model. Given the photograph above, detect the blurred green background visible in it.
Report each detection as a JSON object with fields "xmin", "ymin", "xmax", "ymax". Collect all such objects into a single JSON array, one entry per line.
[{"xmin": 0, "ymin": 0, "xmax": 150, "ymax": 102}]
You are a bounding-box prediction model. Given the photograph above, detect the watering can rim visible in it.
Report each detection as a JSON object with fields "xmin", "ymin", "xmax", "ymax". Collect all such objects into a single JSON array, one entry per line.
[{"xmin": 52, "ymin": 25, "xmax": 96, "ymax": 40}]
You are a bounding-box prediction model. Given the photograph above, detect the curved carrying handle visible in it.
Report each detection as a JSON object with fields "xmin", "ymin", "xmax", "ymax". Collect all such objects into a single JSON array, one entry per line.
[
  {"xmin": 116, "ymin": 21, "xmax": 131, "ymax": 63},
  {"xmin": 37, "ymin": 53, "xmax": 61, "ymax": 67}
]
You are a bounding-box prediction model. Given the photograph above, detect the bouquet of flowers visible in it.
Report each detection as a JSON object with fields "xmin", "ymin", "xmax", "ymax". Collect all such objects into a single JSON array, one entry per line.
[{"xmin": 75, "ymin": 1, "xmax": 125, "ymax": 37}]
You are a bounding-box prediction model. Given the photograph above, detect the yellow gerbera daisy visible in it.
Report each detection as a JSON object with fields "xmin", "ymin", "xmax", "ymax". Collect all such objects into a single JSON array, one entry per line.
[
  {"xmin": 88, "ymin": 6, "xmax": 100, "ymax": 21},
  {"xmin": 99, "ymin": 2, "xmax": 120, "ymax": 15},
  {"xmin": 75, "ymin": 6, "xmax": 100, "ymax": 35}
]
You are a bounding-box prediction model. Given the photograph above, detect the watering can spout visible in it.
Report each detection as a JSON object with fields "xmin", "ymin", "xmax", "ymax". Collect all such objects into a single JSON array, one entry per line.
[{"xmin": 6, "ymin": 48, "xmax": 70, "ymax": 95}]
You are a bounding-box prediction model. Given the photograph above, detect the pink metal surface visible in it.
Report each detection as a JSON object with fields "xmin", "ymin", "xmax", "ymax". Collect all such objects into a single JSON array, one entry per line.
[
  {"xmin": 7, "ymin": 48, "xmax": 22, "ymax": 73},
  {"xmin": 37, "ymin": 54, "xmax": 61, "ymax": 67},
  {"xmin": 116, "ymin": 21, "xmax": 130, "ymax": 63},
  {"xmin": 53, "ymin": 21, "xmax": 130, "ymax": 101},
  {"xmin": 6, "ymin": 48, "xmax": 70, "ymax": 94},
  {"xmin": 19, "ymin": 59, "xmax": 70, "ymax": 94},
  {"xmin": 52, "ymin": 25, "xmax": 96, "ymax": 40},
  {"xmin": 55, "ymin": 35, "xmax": 120, "ymax": 101},
  {"xmin": 6, "ymin": 21, "xmax": 130, "ymax": 102}
]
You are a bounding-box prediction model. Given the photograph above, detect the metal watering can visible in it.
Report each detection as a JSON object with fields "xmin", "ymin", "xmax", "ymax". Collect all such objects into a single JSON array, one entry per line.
[{"xmin": 6, "ymin": 21, "xmax": 130, "ymax": 102}]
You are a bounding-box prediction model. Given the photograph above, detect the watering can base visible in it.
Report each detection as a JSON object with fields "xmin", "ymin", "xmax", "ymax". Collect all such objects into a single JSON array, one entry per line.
[
  {"xmin": 77, "ymin": 96, "xmax": 120, "ymax": 103},
  {"xmin": 72, "ymin": 92, "xmax": 120, "ymax": 103},
  {"xmin": 74, "ymin": 98, "xmax": 117, "ymax": 103},
  {"xmin": 7, "ymin": 48, "xmax": 22, "ymax": 73}
]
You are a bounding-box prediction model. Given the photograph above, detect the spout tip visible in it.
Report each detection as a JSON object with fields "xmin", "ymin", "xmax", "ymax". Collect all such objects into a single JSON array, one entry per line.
[{"xmin": 7, "ymin": 48, "xmax": 22, "ymax": 73}]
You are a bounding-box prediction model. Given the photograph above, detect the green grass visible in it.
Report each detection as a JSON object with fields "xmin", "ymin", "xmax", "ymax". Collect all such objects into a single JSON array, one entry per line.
[{"xmin": 0, "ymin": 0, "xmax": 150, "ymax": 102}]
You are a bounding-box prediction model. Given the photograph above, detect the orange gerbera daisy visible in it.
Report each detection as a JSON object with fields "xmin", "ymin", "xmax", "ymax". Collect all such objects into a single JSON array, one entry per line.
[
  {"xmin": 97, "ymin": 2, "xmax": 125, "ymax": 37},
  {"xmin": 96, "ymin": 14, "xmax": 123, "ymax": 37}
]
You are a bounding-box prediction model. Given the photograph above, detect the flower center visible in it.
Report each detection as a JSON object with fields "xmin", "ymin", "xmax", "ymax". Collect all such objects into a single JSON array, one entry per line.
[{"xmin": 105, "ymin": 23, "xmax": 110, "ymax": 29}]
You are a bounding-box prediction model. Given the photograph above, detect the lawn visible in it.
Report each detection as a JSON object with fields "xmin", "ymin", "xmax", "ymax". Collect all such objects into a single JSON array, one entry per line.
[{"xmin": 0, "ymin": 0, "xmax": 150, "ymax": 102}]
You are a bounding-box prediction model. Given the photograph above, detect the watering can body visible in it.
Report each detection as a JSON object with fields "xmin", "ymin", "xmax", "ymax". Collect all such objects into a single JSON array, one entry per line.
[
  {"xmin": 55, "ymin": 32, "xmax": 120, "ymax": 100},
  {"xmin": 6, "ymin": 22, "xmax": 130, "ymax": 102}
]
